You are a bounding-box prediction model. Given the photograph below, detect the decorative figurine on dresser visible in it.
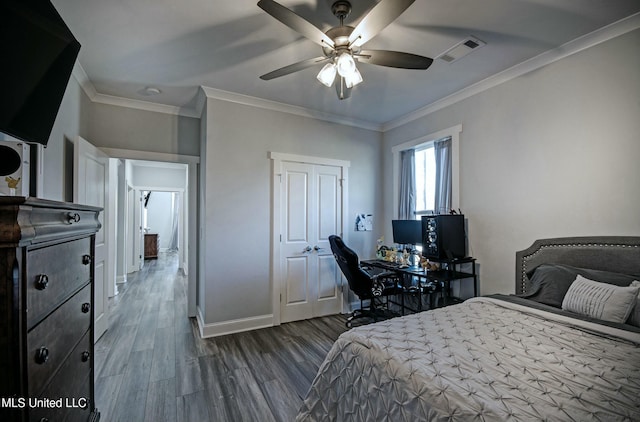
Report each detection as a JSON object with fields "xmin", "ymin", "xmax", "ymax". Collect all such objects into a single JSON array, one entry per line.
[{"xmin": 0, "ymin": 197, "xmax": 101, "ymax": 421}]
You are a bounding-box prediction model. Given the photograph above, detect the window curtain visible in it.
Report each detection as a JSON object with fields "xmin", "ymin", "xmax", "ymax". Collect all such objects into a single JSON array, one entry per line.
[
  {"xmin": 399, "ymin": 149, "xmax": 415, "ymax": 220},
  {"xmin": 434, "ymin": 137, "xmax": 452, "ymax": 214}
]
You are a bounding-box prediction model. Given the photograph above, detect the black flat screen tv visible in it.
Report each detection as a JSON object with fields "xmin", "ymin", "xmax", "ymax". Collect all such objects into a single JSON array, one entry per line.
[{"xmin": 0, "ymin": 0, "xmax": 80, "ymax": 146}]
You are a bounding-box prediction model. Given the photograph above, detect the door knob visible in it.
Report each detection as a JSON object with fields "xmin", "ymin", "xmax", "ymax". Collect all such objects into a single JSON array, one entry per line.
[
  {"xmin": 302, "ymin": 246, "xmax": 312, "ymax": 253},
  {"xmin": 313, "ymin": 246, "xmax": 324, "ymax": 252}
]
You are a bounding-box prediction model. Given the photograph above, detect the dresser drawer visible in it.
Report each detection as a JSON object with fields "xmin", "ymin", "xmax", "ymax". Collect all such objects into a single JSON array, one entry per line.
[
  {"xmin": 26, "ymin": 237, "xmax": 91, "ymax": 329},
  {"xmin": 29, "ymin": 330, "xmax": 93, "ymax": 422},
  {"xmin": 27, "ymin": 284, "xmax": 92, "ymax": 397}
]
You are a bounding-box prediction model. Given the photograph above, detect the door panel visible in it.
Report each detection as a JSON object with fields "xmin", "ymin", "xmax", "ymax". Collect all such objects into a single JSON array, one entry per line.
[
  {"xmin": 318, "ymin": 172, "xmax": 339, "ymax": 240},
  {"xmin": 74, "ymin": 136, "xmax": 111, "ymax": 342},
  {"xmin": 285, "ymin": 257, "xmax": 309, "ymax": 304},
  {"xmin": 317, "ymin": 255, "xmax": 339, "ymax": 300},
  {"xmin": 286, "ymin": 171, "xmax": 309, "ymax": 242},
  {"xmin": 281, "ymin": 163, "xmax": 313, "ymax": 321}
]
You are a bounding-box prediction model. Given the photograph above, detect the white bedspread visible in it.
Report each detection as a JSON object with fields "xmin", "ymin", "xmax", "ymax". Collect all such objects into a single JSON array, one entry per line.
[{"xmin": 297, "ymin": 297, "xmax": 640, "ymax": 421}]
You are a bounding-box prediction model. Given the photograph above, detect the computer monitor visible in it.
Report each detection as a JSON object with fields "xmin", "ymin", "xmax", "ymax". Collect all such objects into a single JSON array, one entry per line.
[{"xmin": 392, "ymin": 220, "xmax": 422, "ymax": 246}]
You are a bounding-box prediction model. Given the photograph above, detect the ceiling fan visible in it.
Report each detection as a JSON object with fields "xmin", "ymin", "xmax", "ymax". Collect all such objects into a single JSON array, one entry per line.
[{"xmin": 258, "ymin": 0, "xmax": 433, "ymax": 99}]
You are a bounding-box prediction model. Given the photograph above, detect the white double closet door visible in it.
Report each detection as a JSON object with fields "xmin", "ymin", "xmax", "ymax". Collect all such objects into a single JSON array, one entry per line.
[{"xmin": 278, "ymin": 160, "xmax": 344, "ymax": 323}]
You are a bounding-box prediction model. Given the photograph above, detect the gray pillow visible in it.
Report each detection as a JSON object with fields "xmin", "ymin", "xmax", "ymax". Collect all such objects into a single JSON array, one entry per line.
[
  {"xmin": 523, "ymin": 264, "xmax": 637, "ymax": 308},
  {"xmin": 627, "ymin": 280, "xmax": 640, "ymax": 327},
  {"xmin": 562, "ymin": 275, "xmax": 640, "ymax": 323}
]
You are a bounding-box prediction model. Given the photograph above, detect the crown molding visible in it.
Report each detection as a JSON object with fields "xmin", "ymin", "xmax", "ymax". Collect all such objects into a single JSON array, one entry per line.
[
  {"xmin": 71, "ymin": 63, "xmax": 379, "ymax": 129},
  {"xmin": 382, "ymin": 12, "xmax": 640, "ymax": 132},
  {"xmin": 90, "ymin": 93, "xmax": 201, "ymax": 118},
  {"xmin": 71, "ymin": 63, "xmax": 200, "ymax": 118},
  {"xmin": 72, "ymin": 61, "xmax": 97, "ymax": 100},
  {"xmin": 199, "ymin": 86, "xmax": 383, "ymax": 132}
]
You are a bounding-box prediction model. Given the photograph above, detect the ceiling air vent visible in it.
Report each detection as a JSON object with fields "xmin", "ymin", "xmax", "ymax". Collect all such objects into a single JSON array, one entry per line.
[{"xmin": 438, "ymin": 36, "xmax": 486, "ymax": 63}]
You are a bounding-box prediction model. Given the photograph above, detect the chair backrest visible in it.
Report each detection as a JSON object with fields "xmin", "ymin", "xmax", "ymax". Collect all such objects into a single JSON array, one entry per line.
[{"xmin": 329, "ymin": 235, "xmax": 373, "ymax": 299}]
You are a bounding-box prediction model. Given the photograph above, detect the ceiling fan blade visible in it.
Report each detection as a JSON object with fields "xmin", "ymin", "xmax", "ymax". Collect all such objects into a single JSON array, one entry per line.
[
  {"xmin": 335, "ymin": 77, "xmax": 351, "ymax": 100},
  {"xmin": 357, "ymin": 50, "xmax": 433, "ymax": 70},
  {"xmin": 258, "ymin": 0, "xmax": 335, "ymax": 49},
  {"xmin": 348, "ymin": 0, "xmax": 415, "ymax": 47},
  {"xmin": 260, "ymin": 56, "xmax": 330, "ymax": 80}
]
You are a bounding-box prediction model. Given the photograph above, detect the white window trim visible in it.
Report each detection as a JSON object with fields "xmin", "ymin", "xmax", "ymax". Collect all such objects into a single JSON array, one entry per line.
[{"xmin": 392, "ymin": 124, "xmax": 462, "ymax": 219}]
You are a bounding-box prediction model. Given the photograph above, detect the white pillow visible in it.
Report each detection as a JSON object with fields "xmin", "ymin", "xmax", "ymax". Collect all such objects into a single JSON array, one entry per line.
[
  {"xmin": 561, "ymin": 275, "xmax": 640, "ymax": 323},
  {"xmin": 626, "ymin": 280, "xmax": 640, "ymax": 327}
]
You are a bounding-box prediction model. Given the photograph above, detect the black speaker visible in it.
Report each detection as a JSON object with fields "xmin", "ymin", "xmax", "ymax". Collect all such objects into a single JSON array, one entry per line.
[{"xmin": 421, "ymin": 215, "xmax": 466, "ymax": 260}]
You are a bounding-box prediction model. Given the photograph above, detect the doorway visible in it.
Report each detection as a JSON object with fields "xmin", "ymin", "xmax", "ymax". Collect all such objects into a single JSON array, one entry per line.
[
  {"xmin": 141, "ymin": 190, "xmax": 183, "ymax": 261},
  {"xmin": 103, "ymin": 149, "xmax": 198, "ymax": 318}
]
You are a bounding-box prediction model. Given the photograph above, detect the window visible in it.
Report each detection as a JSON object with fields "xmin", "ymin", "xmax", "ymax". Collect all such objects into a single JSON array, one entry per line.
[
  {"xmin": 392, "ymin": 124, "xmax": 461, "ymax": 224},
  {"xmin": 414, "ymin": 145, "xmax": 436, "ymax": 218}
]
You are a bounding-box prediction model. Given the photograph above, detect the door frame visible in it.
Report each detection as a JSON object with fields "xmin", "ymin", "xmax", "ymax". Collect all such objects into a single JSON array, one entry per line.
[
  {"xmin": 134, "ymin": 187, "xmax": 186, "ymax": 265},
  {"xmin": 269, "ymin": 152, "xmax": 350, "ymax": 326},
  {"xmin": 100, "ymin": 148, "xmax": 199, "ymax": 317}
]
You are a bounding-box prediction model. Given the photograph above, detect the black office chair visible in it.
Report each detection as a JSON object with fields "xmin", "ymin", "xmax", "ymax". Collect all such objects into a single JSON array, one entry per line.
[{"xmin": 329, "ymin": 235, "xmax": 403, "ymax": 328}]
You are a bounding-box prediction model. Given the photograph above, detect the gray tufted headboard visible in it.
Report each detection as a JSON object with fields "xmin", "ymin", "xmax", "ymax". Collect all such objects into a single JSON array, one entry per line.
[{"xmin": 515, "ymin": 236, "xmax": 640, "ymax": 295}]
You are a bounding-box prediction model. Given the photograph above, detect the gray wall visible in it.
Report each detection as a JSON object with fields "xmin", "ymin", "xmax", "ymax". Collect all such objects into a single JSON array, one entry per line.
[
  {"xmin": 383, "ymin": 29, "xmax": 640, "ymax": 295},
  {"xmin": 38, "ymin": 74, "xmax": 91, "ymax": 201},
  {"xmin": 87, "ymin": 102, "xmax": 200, "ymax": 156},
  {"xmin": 201, "ymin": 98, "xmax": 383, "ymax": 324}
]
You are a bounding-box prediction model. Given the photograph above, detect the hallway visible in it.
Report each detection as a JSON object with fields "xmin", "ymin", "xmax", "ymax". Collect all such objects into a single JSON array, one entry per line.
[{"xmin": 94, "ymin": 252, "xmax": 347, "ymax": 421}]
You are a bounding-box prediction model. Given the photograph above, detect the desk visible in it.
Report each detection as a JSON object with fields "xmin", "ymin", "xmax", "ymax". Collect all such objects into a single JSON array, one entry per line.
[{"xmin": 361, "ymin": 257, "xmax": 477, "ymax": 314}]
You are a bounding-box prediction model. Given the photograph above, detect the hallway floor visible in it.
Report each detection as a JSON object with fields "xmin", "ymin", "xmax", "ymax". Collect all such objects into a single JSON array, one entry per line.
[{"xmin": 94, "ymin": 252, "xmax": 347, "ymax": 421}]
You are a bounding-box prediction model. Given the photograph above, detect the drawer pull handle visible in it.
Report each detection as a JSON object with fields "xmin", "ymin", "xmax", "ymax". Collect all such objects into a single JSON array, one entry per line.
[
  {"xmin": 35, "ymin": 347, "xmax": 49, "ymax": 364},
  {"xmin": 35, "ymin": 274, "xmax": 49, "ymax": 290},
  {"xmin": 82, "ymin": 255, "xmax": 92, "ymax": 265},
  {"xmin": 67, "ymin": 212, "xmax": 81, "ymax": 224},
  {"xmin": 82, "ymin": 303, "xmax": 91, "ymax": 313},
  {"xmin": 40, "ymin": 418, "xmax": 49, "ymax": 422},
  {"xmin": 81, "ymin": 351, "xmax": 90, "ymax": 362}
]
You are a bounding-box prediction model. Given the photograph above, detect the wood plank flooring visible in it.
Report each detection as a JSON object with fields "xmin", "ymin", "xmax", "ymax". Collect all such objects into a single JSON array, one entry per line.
[{"xmin": 94, "ymin": 253, "xmax": 348, "ymax": 422}]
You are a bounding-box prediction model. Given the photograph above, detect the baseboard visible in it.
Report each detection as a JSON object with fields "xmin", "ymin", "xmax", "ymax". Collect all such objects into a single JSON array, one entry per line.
[
  {"xmin": 116, "ymin": 274, "xmax": 127, "ymax": 284},
  {"xmin": 195, "ymin": 312, "xmax": 274, "ymax": 338}
]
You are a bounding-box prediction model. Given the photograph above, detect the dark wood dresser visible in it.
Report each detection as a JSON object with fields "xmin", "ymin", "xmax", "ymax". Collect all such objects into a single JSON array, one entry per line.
[
  {"xmin": 144, "ymin": 233, "xmax": 159, "ymax": 259},
  {"xmin": 0, "ymin": 197, "xmax": 101, "ymax": 422}
]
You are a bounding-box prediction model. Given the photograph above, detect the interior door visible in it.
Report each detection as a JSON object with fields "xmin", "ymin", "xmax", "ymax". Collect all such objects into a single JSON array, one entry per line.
[
  {"xmin": 74, "ymin": 136, "xmax": 112, "ymax": 341},
  {"xmin": 280, "ymin": 161, "xmax": 343, "ymax": 323}
]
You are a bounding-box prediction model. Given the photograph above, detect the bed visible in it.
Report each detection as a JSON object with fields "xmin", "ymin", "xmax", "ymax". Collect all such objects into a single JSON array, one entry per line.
[{"xmin": 297, "ymin": 236, "xmax": 640, "ymax": 421}]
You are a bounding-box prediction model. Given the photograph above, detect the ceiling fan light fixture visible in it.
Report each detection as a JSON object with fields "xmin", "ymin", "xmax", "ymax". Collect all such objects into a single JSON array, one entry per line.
[
  {"xmin": 336, "ymin": 52, "xmax": 356, "ymax": 77},
  {"xmin": 344, "ymin": 67, "xmax": 363, "ymax": 88},
  {"xmin": 317, "ymin": 63, "xmax": 337, "ymax": 87}
]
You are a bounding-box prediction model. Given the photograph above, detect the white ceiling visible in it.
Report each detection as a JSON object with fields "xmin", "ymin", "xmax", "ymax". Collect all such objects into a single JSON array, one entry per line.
[{"xmin": 52, "ymin": 0, "xmax": 640, "ymax": 126}]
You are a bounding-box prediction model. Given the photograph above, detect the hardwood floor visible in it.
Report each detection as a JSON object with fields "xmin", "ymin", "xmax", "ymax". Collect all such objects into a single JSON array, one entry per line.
[{"xmin": 94, "ymin": 252, "xmax": 348, "ymax": 422}]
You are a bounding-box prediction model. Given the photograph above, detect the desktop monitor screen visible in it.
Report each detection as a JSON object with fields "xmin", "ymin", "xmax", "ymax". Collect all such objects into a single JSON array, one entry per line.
[{"xmin": 392, "ymin": 220, "xmax": 422, "ymax": 246}]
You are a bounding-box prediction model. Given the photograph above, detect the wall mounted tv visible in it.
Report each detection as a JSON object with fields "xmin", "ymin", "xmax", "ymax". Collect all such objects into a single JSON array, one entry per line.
[{"xmin": 0, "ymin": 0, "xmax": 80, "ymax": 146}]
